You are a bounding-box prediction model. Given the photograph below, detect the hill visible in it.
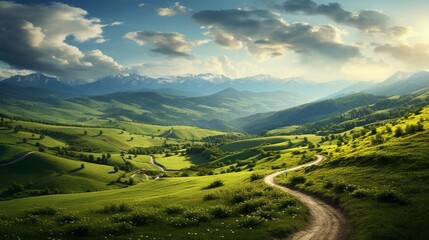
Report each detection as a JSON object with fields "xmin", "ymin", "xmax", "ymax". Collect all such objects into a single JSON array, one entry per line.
[
  {"xmin": 0, "ymin": 87, "xmax": 309, "ymax": 130},
  {"xmin": 236, "ymin": 93, "xmax": 384, "ymax": 134}
]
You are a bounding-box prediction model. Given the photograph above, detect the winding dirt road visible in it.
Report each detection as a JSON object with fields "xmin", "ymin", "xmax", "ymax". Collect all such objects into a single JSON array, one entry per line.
[
  {"xmin": 0, "ymin": 151, "xmax": 35, "ymax": 167},
  {"xmin": 150, "ymin": 156, "xmax": 166, "ymax": 172},
  {"xmin": 264, "ymin": 155, "xmax": 348, "ymax": 240}
]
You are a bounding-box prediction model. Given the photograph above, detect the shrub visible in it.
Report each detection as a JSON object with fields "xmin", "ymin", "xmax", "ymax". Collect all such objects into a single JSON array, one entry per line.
[
  {"xmin": 209, "ymin": 205, "xmax": 232, "ymax": 218},
  {"xmin": 202, "ymin": 179, "xmax": 224, "ymax": 189},
  {"xmin": 99, "ymin": 203, "xmax": 132, "ymax": 214},
  {"xmin": 351, "ymin": 189, "xmax": 370, "ymax": 198},
  {"xmin": 203, "ymin": 192, "xmax": 219, "ymax": 201},
  {"xmin": 375, "ymin": 190, "xmax": 407, "ymax": 204},
  {"xmin": 323, "ymin": 181, "xmax": 333, "ymax": 189},
  {"xmin": 238, "ymin": 216, "xmax": 264, "ymax": 228},
  {"xmin": 164, "ymin": 205, "xmax": 186, "ymax": 215},
  {"xmin": 57, "ymin": 213, "xmax": 79, "ymax": 224},
  {"xmin": 333, "ymin": 182, "xmax": 355, "ymax": 193},
  {"xmin": 237, "ymin": 199, "xmax": 267, "ymax": 214},
  {"xmin": 250, "ymin": 173, "xmax": 264, "ymax": 182},
  {"xmin": 26, "ymin": 207, "xmax": 58, "ymax": 216},
  {"xmin": 183, "ymin": 208, "xmax": 211, "ymax": 223},
  {"xmin": 288, "ymin": 175, "xmax": 306, "ymax": 186},
  {"xmin": 114, "ymin": 210, "xmax": 160, "ymax": 226},
  {"xmin": 104, "ymin": 222, "xmax": 133, "ymax": 235},
  {"xmin": 278, "ymin": 199, "xmax": 297, "ymax": 208},
  {"xmin": 65, "ymin": 225, "xmax": 91, "ymax": 237}
]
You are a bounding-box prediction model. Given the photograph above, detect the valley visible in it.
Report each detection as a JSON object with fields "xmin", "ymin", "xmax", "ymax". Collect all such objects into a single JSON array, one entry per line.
[{"xmin": 1, "ymin": 72, "xmax": 429, "ymax": 239}]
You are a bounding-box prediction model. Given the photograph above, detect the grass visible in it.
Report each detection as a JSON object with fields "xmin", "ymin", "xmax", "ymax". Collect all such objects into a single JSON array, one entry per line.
[
  {"xmin": 154, "ymin": 154, "xmax": 193, "ymax": 170},
  {"xmin": 275, "ymin": 106, "xmax": 429, "ymax": 239},
  {"xmin": 0, "ymin": 173, "xmax": 308, "ymax": 240},
  {"xmin": 0, "ymin": 144, "xmax": 30, "ymax": 163},
  {"xmin": 0, "ymin": 152, "xmax": 123, "ymax": 195}
]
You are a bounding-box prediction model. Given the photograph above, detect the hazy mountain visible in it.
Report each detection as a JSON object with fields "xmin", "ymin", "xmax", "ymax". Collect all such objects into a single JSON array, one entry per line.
[
  {"xmin": 1, "ymin": 73, "xmax": 75, "ymax": 93},
  {"xmin": 322, "ymin": 81, "xmax": 377, "ymax": 99},
  {"xmin": 366, "ymin": 71, "xmax": 429, "ymax": 96},
  {"xmin": 234, "ymin": 93, "xmax": 384, "ymax": 133},
  {"xmin": 78, "ymin": 73, "xmax": 354, "ymax": 98}
]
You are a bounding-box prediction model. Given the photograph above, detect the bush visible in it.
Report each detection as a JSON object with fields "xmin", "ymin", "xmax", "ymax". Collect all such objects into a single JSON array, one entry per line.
[
  {"xmin": 65, "ymin": 225, "xmax": 91, "ymax": 237},
  {"xmin": 237, "ymin": 199, "xmax": 267, "ymax": 214},
  {"xmin": 238, "ymin": 216, "xmax": 264, "ymax": 228},
  {"xmin": 26, "ymin": 207, "xmax": 58, "ymax": 216},
  {"xmin": 203, "ymin": 192, "xmax": 219, "ymax": 201},
  {"xmin": 164, "ymin": 205, "xmax": 186, "ymax": 215},
  {"xmin": 288, "ymin": 175, "xmax": 306, "ymax": 186},
  {"xmin": 375, "ymin": 190, "xmax": 407, "ymax": 204},
  {"xmin": 57, "ymin": 213, "xmax": 79, "ymax": 224},
  {"xmin": 104, "ymin": 222, "xmax": 133, "ymax": 235},
  {"xmin": 333, "ymin": 182, "xmax": 356, "ymax": 193},
  {"xmin": 114, "ymin": 210, "xmax": 160, "ymax": 226},
  {"xmin": 99, "ymin": 203, "xmax": 132, "ymax": 214},
  {"xmin": 209, "ymin": 205, "xmax": 232, "ymax": 218},
  {"xmin": 351, "ymin": 189, "xmax": 370, "ymax": 198},
  {"xmin": 202, "ymin": 179, "xmax": 224, "ymax": 189},
  {"xmin": 250, "ymin": 173, "xmax": 264, "ymax": 181},
  {"xmin": 323, "ymin": 181, "xmax": 334, "ymax": 189}
]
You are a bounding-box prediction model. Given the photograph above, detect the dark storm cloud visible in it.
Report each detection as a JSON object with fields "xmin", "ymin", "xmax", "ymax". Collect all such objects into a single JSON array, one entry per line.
[
  {"xmin": 192, "ymin": 9, "xmax": 360, "ymax": 61},
  {"xmin": 281, "ymin": 0, "xmax": 410, "ymax": 38},
  {"xmin": 124, "ymin": 31, "xmax": 194, "ymax": 59}
]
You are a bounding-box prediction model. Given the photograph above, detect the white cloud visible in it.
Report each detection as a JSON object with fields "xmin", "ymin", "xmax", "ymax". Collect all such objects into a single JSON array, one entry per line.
[
  {"xmin": 109, "ymin": 21, "xmax": 123, "ymax": 26},
  {"xmin": 174, "ymin": 2, "xmax": 191, "ymax": 13},
  {"xmin": 157, "ymin": 2, "xmax": 191, "ymax": 17},
  {"xmin": 157, "ymin": 8, "xmax": 176, "ymax": 17},
  {"xmin": 0, "ymin": 1, "xmax": 123, "ymax": 80}
]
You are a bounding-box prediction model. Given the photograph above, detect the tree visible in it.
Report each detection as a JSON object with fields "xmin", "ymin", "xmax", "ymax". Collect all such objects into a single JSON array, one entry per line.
[
  {"xmin": 13, "ymin": 125, "xmax": 20, "ymax": 133},
  {"xmin": 22, "ymin": 138, "xmax": 27, "ymax": 143},
  {"xmin": 84, "ymin": 130, "xmax": 87, "ymax": 135},
  {"xmin": 129, "ymin": 178, "xmax": 135, "ymax": 185},
  {"xmin": 99, "ymin": 130, "xmax": 103, "ymax": 135},
  {"xmin": 394, "ymin": 127, "xmax": 403, "ymax": 137},
  {"xmin": 81, "ymin": 163, "xmax": 85, "ymax": 169},
  {"xmin": 107, "ymin": 153, "xmax": 111, "ymax": 158},
  {"xmin": 39, "ymin": 134, "xmax": 45, "ymax": 140},
  {"xmin": 113, "ymin": 165, "xmax": 119, "ymax": 172}
]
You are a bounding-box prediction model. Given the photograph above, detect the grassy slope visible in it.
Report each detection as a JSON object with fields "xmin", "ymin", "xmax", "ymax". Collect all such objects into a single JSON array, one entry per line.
[
  {"xmin": 0, "ymin": 152, "xmax": 123, "ymax": 193},
  {"xmin": 0, "ymin": 144, "xmax": 30, "ymax": 163},
  {"xmin": 0, "ymin": 171, "xmax": 308, "ymax": 240},
  {"xmin": 276, "ymin": 106, "xmax": 429, "ymax": 239}
]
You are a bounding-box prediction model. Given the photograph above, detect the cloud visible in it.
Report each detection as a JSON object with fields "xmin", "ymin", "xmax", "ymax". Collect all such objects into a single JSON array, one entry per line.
[
  {"xmin": 281, "ymin": 0, "xmax": 411, "ymax": 39},
  {"xmin": 109, "ymin": 21, "xmax": 123, "ymax": 26},
  {"xmin": 0, "ymin": 65, "xmax": 34, "ymax": 79},
  {"xmin": 138, "ymin": 3, "xmax": 145, "ymax": 8},
  {"xmin": 374, "ymin": 43, "xmax": 429, "ymax": 69},
  {"xmin": 0, "ymin": 1, "xmax": 123, "ymax": 80},
  {"xmin": 124, "ymin": 31, "xmax": 195, "ymax": 59},
  {"xmin": 192, "ymin": 9, "xmax": 360, "ymax": 61},
  {"xmin": 130, "ymin": 55, "xmax": 250, "ymax": 78},
  {"xmin": 174, "ymin": 2, "xmax": 191, "ymax": 13},
  {"xmin": 157, "ymin": 8, "xmax": 176, "ymax": 16},
  {"xmin": 156, "ymin": 2, "xmax": 191, "ymax": 17}
]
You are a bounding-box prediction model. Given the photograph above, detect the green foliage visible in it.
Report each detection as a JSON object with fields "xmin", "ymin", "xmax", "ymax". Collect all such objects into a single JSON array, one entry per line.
[
  {"xmin": 202, "ymin": 179, "xmax": 224, "ymax": 189},
  {"xmin": 99, "ymin": 203, "xmax": 132, "ymax": 214}
]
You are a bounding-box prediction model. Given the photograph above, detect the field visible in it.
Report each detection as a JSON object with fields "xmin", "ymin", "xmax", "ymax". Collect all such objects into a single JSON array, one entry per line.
[
  {"xmin": 1, "ymin": 102, "xmax": 429, "ymax": 239},
  {"xmin": 275, "ymin": 106, "xmax": 429, "ymax": 239}
]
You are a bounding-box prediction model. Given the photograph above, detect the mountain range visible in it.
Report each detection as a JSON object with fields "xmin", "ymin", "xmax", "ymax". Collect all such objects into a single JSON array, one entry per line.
[{"xmin": 1, "ymin": 73, "xmax": 352, "ymax": 99}]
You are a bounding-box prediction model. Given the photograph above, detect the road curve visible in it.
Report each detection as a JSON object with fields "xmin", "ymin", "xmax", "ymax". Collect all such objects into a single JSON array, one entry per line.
[
  {"xmin": 150, "ymin": 156, "xmax": 166, "ymax": 172},
  {"xmin": 264, "ymin": 155, "xmax": 348, "ymax": 240},
  {"xmin": 0, "ymin": 151, "xmax": 35, "ymax": 167}
]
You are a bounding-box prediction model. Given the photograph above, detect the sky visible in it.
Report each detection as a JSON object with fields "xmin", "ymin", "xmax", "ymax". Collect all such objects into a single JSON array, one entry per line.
[{"xmin": 1, "ymin": 0, "xmax": 429, "ymax": 82}]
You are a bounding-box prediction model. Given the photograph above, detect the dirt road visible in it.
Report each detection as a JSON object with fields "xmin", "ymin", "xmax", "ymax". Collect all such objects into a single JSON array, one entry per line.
[
  {"xmin": 264, "ymin": 155, "xmax": 348, "ymax": 240},
  {"xmin": 0, "ymin": 151, "xmax": 35, "ymax": 167}
]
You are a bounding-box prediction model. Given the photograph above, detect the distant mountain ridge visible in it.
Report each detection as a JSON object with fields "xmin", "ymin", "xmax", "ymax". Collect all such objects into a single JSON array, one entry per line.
[{"xmin": 1, "ymin": 72, "xmax": 353, "ymax": 99}]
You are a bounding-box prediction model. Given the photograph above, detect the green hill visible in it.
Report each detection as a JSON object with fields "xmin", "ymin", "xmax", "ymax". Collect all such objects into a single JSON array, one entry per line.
[{"xmin": 275, "ymin": 105, "xmax": 429, "ymax": 239}]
